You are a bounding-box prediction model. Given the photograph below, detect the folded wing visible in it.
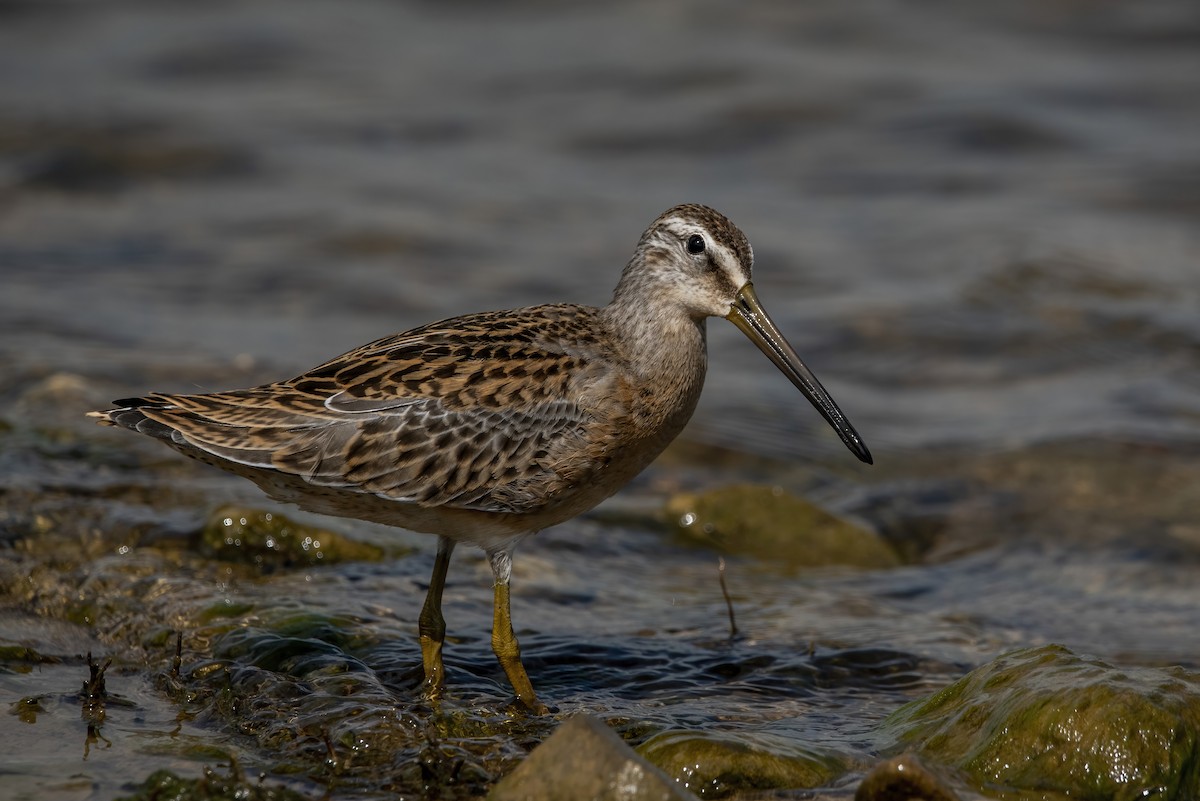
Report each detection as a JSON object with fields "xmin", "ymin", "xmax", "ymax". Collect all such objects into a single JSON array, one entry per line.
[{"xmin": 98, "ymin": 306, "xmax": 610, "ymax": 515}]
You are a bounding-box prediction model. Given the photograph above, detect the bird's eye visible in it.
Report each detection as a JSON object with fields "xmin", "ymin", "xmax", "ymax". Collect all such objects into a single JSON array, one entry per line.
[{"xmin": 686, "ymin": 234, "xmax": 706, "ymax": 255}]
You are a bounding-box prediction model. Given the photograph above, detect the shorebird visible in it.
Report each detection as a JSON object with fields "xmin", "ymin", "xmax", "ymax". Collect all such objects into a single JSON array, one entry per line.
[{"xmin": 90, "ymin": 204, "xmax": 872, "ymax": 713}]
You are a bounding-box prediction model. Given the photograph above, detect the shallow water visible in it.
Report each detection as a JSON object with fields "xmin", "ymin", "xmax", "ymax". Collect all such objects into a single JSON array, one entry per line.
[{"xmin": 1, "ymin": 1, "xmax": 1198, "ymax": 799}]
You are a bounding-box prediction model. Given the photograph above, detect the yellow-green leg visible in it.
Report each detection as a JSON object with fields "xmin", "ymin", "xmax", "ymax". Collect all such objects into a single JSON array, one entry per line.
[
  {"xmin": 489, "ymin": 550, "xmax": 549, "ymax": 715},
  {"xmin": 419, "ymin": 536, "xmax": 455, "ymax": 699}
]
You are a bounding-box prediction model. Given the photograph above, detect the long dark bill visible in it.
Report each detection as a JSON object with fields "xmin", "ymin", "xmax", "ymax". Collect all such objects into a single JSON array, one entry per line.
[{"xmin": 726, "ymin": 283, "xmax": 873, "ymax": 465}]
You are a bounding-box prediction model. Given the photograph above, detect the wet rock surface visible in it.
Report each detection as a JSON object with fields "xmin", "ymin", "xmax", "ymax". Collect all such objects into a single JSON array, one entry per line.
[
  {"xmin": 639, "ymin": 728, "xmax": 846, "ymax": 797},
  {"xmin": 883, "ymin": 646, "xmax": 1200, "ymax": 801},
  {"xmin": 667, "ymin": 484, "xmax": 899, "ymax": 570},
  {"xmin": 855, "ymin": 753, "xmax": 964, "ymax": 801},
  {"xmin": 490, "ymin": 714, "xmax": 698, "ymax": 801},
  {"xmin": 199, "ymin": 505, "xmax": 390, "ymax": 569},
  {"xmin": 117, "ymin": 766, "xmax": 311, "ymax": 801}
]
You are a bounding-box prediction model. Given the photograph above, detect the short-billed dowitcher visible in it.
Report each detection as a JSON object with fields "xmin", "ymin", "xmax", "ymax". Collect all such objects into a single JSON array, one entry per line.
[{"xmin": 90, "ymin": 204, "xmax": 871, "ymax": 713}]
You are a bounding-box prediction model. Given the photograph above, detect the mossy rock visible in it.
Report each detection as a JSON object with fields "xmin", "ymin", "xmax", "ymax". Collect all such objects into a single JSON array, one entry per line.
[
  {"xmin": 666, "ymin": 484, "xmax": 898, "ymax": 569},
  {"xmin": 882, "ymin": 645, "xmax": 1200, "ymax": 800},
  {"xmin": 638, "ymin": 729, "xmax": 845, "ymax": 797},
  {"xmin": 0, "ymin": 644, "xmax": 48, "ymax": 665},
  {"xmin": 199, "ymin": 506, "xmax": 386, "ymax": 568},
  {"xmin": 855, "ymin": 753, "xmax": 965, "ymax": 801},
  {"xmin": 117, "ymin": 766, "xmax": 309, "ymax": 801}
]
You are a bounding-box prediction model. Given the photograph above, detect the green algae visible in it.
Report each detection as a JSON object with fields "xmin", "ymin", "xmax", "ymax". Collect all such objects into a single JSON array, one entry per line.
[
  {"xmin": 882, "ymin": 645, "xmax": 1200, "ymax": 800},
  {"xmin": 0, "ymin": 643, "xmax": 52, "ymax": 668},
  {"xmin": 855, "ymin": 753, "xmax": 965, "ymax": 801},
  {"xmin": 195, "ymin": 600, "xmax": 257, "ymax": 624},
  {"xmin": 666, "ymin": 484, "xmax": 899, "ymax": 570},
  {"xmin": 199, "ymin": 506, "xmax": 388, "ymax": 569},
  {"xmin": 117, "ymin": 766, "xmax": 310, "ymax": 801},
  {"xmin": 10, "ymin": 694, "xmax": 49, "ymax": 724},
  {"xmin": 638, "ymin": 729, "xmax": 845, "ymax": 798}
]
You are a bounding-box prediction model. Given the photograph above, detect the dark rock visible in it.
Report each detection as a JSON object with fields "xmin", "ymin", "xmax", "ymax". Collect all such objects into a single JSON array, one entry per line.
[
  {"xmin": 490, "ymin": 714, "xmax": 698, "ymax": 801},
  {"xmin": 117, "ymin": 766, "xmax": 309, "ymax": 801},
  {"xmin": 855, "ymin": 753, "xmax": 963, "ymax": 801}
]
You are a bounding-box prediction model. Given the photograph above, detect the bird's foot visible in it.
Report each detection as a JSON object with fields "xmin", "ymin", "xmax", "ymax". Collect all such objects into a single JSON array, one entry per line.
[
  {"xmin": 419, "ymin": 634, "xmax": 445, "ymax": 700},
  {"xmin": 513, "ymin": 691, "xmax": 552, "ymax": 717}
]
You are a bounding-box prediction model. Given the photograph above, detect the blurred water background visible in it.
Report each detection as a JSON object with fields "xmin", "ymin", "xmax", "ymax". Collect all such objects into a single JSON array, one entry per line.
[{"xmin": 1, "ymin": 1, "xmax": 1198, "ymax": 799}]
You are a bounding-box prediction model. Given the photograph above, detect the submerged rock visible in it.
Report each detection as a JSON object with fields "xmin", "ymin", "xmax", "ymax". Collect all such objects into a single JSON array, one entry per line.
[
  {"xmin": 490, "ymin": 714, "xmax": 697, "ymax": 801},
  {"xmin": 199, "ymin": 505, "xmax": 387, "ymax": 569},
  {"xmin": 117, "ymin": 766, "xmax": 308, "ymax": 801},
  {"xmin": 666, "ymin": 484, "xmax": 899, "ymax": 569},
  {"xmin": 855, "ymin": 753, "xmax": 963, "ymax": 801},
  {"xmin": 882, "ymin": 645, "xmax": 1200, "ymax": 800},
  {"xmin": 638, "ymin": 729, "xmax": 845, "ymax": 798}
]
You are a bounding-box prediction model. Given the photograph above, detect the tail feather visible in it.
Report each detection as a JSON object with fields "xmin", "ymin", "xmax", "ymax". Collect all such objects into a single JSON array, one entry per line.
[
  {"xmin": 88, "ymin": 401, "xmax": 187, "ymax": 444},
  {"xmin": 85, "ymin": 409, "xmax": 116, "ymax": 427},
  {"xmin": 88, "ymin": 394, "xmax": 351, "ymax": 471}
]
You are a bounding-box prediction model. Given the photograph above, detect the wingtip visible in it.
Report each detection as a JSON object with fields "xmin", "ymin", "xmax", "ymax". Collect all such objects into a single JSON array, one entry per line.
[{"xmin": 88, "ymin": 396, "xmax": 165, "ymax": 426}]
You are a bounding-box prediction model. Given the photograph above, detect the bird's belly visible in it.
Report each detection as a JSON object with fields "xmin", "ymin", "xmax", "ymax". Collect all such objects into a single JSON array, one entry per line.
[{"xmin": 255, "ymin": 423, "xmax": 676, "ymax": 551}]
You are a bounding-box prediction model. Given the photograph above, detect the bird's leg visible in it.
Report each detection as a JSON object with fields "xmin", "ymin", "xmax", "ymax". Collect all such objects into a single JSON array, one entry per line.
[
  {"xmin": 488, "ymin": 549, "xmax": 549, "ymax": 715},
  {"xmin": 418, "ymin": 536, "xmax": 455, "ymax": 699}
]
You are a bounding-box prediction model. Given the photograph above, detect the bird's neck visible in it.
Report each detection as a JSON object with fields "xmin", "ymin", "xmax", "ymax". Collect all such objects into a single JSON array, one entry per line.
[
  {"xmin": 601, "ymin": 287, "xmax": 706, "ymax": 369},
  {"xmin": 598, "ymin": 291, "xmax": 709, "ymax": 444}
]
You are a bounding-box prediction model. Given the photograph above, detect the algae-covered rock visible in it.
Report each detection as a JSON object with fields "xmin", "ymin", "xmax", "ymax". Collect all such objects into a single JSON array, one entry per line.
[
  {"xmin": 855, "ymin": 753, "xmax": 964, "ymax": 801},
  {"xmin": 882, "ymin": 645, "xmax": 1200, "ymax": 801},
  {"xmin": 0, "ymin": 643, "xmax": 50, "ymax": 667},
  {"xmin": 666, "ymin": 484, "xmax": 898, "ymax": 569},
  {"xmin": 117, "ymin": 766, "xmax": 310, "ymax": 801},
  {"xmin": 490, "ymin": 714, "xmax": 697, "ymax": 801},
  {"xmin": 638, "ymin": 729, "xmax": 845, "ymax": 797},
  {"xmin": 200, "ymin": 506, "xmax": 386, "ymax": 568}
]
